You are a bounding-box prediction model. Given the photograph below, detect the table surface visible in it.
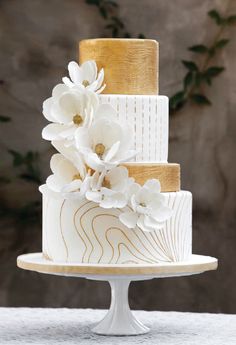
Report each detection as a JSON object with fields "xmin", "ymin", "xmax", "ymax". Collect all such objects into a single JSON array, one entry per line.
[{"xmin": 0, "ymin": 308, "xmax": 235, "ymax": 344}]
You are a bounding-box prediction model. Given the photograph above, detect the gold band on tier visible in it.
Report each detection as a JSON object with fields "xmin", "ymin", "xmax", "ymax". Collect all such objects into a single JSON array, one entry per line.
[
  {"xmin": 122, "ymin": 163, "xmax": 180, "ymax": 192},
  {"xmin": 79, "ymin": 39, "xmax": 159, "ymax": 95}
]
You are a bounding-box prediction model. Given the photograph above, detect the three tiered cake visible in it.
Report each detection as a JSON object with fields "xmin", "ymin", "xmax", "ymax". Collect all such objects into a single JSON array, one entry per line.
[{"xmin": 40, "ymin": 39, "xmax": 192, "ymax": 264}]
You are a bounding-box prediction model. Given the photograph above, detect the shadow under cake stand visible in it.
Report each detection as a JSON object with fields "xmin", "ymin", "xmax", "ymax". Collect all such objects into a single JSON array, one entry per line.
[{"xmin": 17, "ymin": 253, "xmax": 217, "ymax": 336}]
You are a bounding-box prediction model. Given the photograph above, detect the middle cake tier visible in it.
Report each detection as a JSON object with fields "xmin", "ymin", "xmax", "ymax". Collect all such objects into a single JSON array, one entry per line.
[{"xmin": 99, "ymin": 94, "xmax": 168, "ymax": 162}]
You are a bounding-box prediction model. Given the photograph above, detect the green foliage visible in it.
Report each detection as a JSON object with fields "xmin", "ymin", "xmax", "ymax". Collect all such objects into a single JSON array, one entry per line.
[
  {"xmin": 85, "ymin": 0, "xmax": 145, "ymax": 38},
  {"xmin": 208, "ymin": 10, "xmax": 236, "ymax": 26},
  {"xmin": 170, "ymin": 8, "xmax": 235, "ymax": 114},
  {"xmin": 8, "ymin": 150, "xmax": 42, "ymax": 185},
  {"xmin": 191, "ymin": 94, "xmax": 211, "ymax": 105},
  {"xmin": 0, "ymin": 115, "xmax": 11, "ymax": 122},
  {"xmin": 188, "ymin": 44, "xmax": 208, "ymax": 54}
]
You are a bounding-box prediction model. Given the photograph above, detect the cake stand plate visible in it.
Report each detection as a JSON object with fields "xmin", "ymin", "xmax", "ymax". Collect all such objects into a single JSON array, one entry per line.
[{"xmin": 17, "ymin": 253, "xmax": 218, "ymax": 336}]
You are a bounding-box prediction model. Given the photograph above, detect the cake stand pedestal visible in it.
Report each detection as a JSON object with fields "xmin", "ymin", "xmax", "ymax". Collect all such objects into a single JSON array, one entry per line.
[{"xmin": 17, "ymin": 253, "xmax": 217, "ymax": 336}]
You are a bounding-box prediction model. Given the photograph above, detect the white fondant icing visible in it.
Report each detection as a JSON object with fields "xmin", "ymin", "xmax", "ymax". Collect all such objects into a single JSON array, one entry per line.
[
  {"xmin": 99, "ymin": 95, "xmax": 169, "ymax": 162},
  {"xmin": 42, "ymin": 190, "xmax": 192, "ymax": 264}
]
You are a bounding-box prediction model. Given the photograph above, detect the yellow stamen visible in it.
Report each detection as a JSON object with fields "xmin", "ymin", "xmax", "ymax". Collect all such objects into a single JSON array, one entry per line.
[
  {"xmin": 102, "ymin": 177, "xmax": 111, "ymax": 189},
  {"xmin": 73, "ymin": 114, "xmax": 83, "ymax": 125},
  {"xmin": 82, "ymin": 80, "xmax": 90, "ymax": 87},
  {"xmin": 95, "ymin": 143, "xmax": 105, "ymax": 157},
  {"xmin": 73, "ymin": 173, "xmax": 81, "ymax": 180}
]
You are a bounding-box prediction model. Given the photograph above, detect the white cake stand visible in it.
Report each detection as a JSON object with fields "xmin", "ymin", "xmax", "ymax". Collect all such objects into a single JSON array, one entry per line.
[{"xmin": 17, "ymin": 253, "xmax": 217, "ymax": 336}]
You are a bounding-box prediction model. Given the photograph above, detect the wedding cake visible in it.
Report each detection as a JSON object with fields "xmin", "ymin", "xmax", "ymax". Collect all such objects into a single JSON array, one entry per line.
[{"xmin": 40, "ymin": 39, "xmax": 192, "ymax": 264}]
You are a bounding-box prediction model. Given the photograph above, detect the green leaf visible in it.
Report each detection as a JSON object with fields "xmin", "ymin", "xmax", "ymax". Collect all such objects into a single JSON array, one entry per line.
[
  {"xmin": 208, "ymin": 9, "xmax": 223, "ymax": 25},
  {"xmin": 124, "ymin": 32, "xmax": 131, "ymax": 38},
  {"xmin": 188, "ymin": 44, "xmax": 208, "ymax": 54},
  {"xmin": 99, "ymin": 6, "xmax": 108, "ymax": 18},
  {"xmin": 0, "ymin": 115, "xmax": 11, "ymax": 122},
  {"xmin": 112, "ymin": 27, "xmax": 118, "ymax": 37},
  {"xmin": 204, "ymin": 66, "xmax": 225, "ymax": 78},
  {"xmin": 227, "ymin": 15, "xmax": 236, "ymax": 25},
  {"xmin": 191, "ymin": 94, "xmax": 211, "ymax": 105},
  {"xmin": 8, "ymin": 150, "xmax": 24, "ymax": 166},
  {"xmin": 184, "ymin": 72, "xmax": 193, "ymax": 90},
  {"xmin": 138, "ymin": 33, "xmax": 146, "ymax": 39},
  {"xmin": 85, "ymin": 0, "xmax": 100, "ymax": 5},
  {"xmin": 215, "ymin": 39, "xmax": 229, "ymax": 49},
  {"xmin": 169, "ymin": 91, "xmax": 186, "ymax": 111},
  {"xmin": 111, "ymin": 16, "xmax": 124, "ymax": 28},
  {"xmin": 182, "ymin": 60, "xmax": 198, "ymax": 71},
  {"xmin": 104, "ymin": 0, "xmax": 118, "ymax": 7}
]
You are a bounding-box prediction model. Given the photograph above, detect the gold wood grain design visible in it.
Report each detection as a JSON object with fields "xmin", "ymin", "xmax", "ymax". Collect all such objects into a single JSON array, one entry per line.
[
  {"xmin": 59, "ymin": 200, "xmax": 69, "ymax": 261},
  {"xmin": 105, "ymin": 226, "xmax": 157, "ymax": 264},
  {"xmin": 60, "ymin": 193, "xmax": 191, "ymax": 264},
  {"xmin": 122, "ymin": 163, "xmax": 180, "ymax": 192},
  {"xmin": 77, "ymin": 201, "xmax": 95, "ymax": 263},
  {"xmin": 116, "ymin": 242, "xmax": 154, "ymax": 265},
  {"xmin": 73, "ymin": 200, "xmax": 92, "ymax": 263},
  {"xmin": 125, "ymin": 205, "xmax": 170, "ymax": 261},
  {"xmin": 76, "ymin": 205, "xmax": 162, "ymax": 264},
  {"xmin": 79, "ymin": 39, "xmax": 159, "ymax": 95}
]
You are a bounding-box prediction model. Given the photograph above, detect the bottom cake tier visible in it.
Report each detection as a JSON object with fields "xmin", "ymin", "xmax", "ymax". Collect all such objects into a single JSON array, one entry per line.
[{"xmin": 42, "ymin": 189, "xmax": 192, "ymax": 264}]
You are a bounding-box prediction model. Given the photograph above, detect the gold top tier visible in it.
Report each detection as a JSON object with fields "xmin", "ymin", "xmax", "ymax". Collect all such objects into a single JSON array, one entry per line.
[{"xmin": 79, "ymin": 39, "xmax": 159, "ymax": 95}]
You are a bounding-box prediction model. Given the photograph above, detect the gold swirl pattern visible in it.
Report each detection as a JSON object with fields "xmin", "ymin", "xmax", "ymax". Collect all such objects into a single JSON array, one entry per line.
[{"xmin": 42, "ymin": 191, "xmax": 192, "ymax": 264}]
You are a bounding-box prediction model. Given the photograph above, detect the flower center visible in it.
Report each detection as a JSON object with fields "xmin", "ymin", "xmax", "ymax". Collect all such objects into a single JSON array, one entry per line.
[
  {"xmin": 82, "ymin": 80, "xmax": 90, "ymax": 87},
  {"xmin": 73, "ymin": 114, "xmax": 83, "ymax": 125},
  {"xmin": 102, "ymin": 177, "xmax": 111, "ymax": 189},
  {"xmin": 72, "ymin": 173, "xmax": 81, "ymax": 180},
  {"xmin": 140, "ymin": 202, "xmax": 146, "ymax": 207},
  {"xmin": 95, "ymin": 143, "xmax": 105, "ymax": 157}
]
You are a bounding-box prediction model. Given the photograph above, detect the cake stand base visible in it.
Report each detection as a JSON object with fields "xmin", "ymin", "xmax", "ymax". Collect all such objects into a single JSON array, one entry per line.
[
  {"xmin": 92, "ymin": 279, "xmax": 149, "ymax": 335},
  {"xmin": 17, "ymin": 253, "xmax": 217, "ymax": 336}
]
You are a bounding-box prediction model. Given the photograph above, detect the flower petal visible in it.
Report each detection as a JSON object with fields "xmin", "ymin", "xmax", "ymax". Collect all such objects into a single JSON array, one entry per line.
[
  {"xmin": 81, "ymin": 60, "xmax": 97, "ymax": 83},
  {"xmin": 143, "ymin": 179, "xmax": 161, "ymax": 193},
  {"xmin": 86, "ymin": 190, "xmax": 102, "ymax": 203},
  {"xmin": 104, "ymin": 141, "xmax": 120, "ymax": 162},
  {"xmin": 42, "ymin": 97, "xmax": 54, "ymax": 122},
  {"xmin": 68, "ymin": 61, "xmax": 83, "ymax": 84},
  {"xmin": 62, "ymin": 76, "xmax": 74, "ymax": 87},
  {"xmin": 151, "ymin": 205, "xmax": 173, "ymax": 223},
  {"xmin": 42, "ymin": 123, "xmax": 66, "ymax": 140},
  {"xmin": 119, "ymin": 211, "xmax": 139, "ymax": 229},
  {"xmin": 61, "ymin": 179, "xmax": 82, "ymax": 193}
]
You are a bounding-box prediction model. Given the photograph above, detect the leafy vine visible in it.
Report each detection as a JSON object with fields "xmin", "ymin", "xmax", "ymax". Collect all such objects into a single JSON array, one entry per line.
[
  {"xmin": 170, "ymin": 9, "xmax": 236, "ymax": 113},
  {"xmin": 85, "ymin": 0, "xmax": 145, "ymax": 38}
]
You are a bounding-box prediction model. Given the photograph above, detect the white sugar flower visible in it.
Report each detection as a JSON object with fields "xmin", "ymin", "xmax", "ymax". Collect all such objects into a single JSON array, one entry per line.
[
  {"xmin": 86, "ymin": 166, "xmax": 134, "ymax": 209},
  {"xmin": 42, "ymin": 84, "xmax": 99, "ymax": 141},
  {"xmin": 75, "ymin": 114, "xmax": 136, "ymax": 172},
  {"xmin": 63, "ymin": 61, "xmax": 105, "ymax": 94},
  {"xmin": 45, "ymin": 153, "xmax": 90, "ymax": 200},
  {"xmin": 52, "ymin": 140, "xmax": 87, "ymax": 176},
  {"xmin": 119, "ymin": 179, "xmax": 173, "ymax": 232}
]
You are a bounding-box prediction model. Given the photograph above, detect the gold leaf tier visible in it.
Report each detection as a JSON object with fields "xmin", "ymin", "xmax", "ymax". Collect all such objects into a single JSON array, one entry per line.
[
  {"xmin": 122, "ymin": 163, "xmax": 180, "ymax": 192},
  {"xmin": 79, "ymin": 39, "xmax": 159, "ymax": 95}
]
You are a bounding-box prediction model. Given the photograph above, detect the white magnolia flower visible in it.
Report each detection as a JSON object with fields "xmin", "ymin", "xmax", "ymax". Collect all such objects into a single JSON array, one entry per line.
[
  {"xmin": 86, "ymin": 166, "xmax": 134, "ymax": 209},
  {"xmin": 75, "ymin": 114, "xmax": 136, "ymax": 171},
  {"xmin": 45, "ymin": 153, "xmax": 90, "ymax": 200},
  {"xmin": 52, "ymin": 140, "xmax": 87, "ymax": 178},
  {"xmin": 42, "ymin": 84, "xmax": 99, "ymax": 141},
  {"xmin": 119, "ymin": 179, "xmax": 173, "ymax": 232},
  {"xmin": 62, "ymin": 61, "xmax": 106, "ymax": 94}
]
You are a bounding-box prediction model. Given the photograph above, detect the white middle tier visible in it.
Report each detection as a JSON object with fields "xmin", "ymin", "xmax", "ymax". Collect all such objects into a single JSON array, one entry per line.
[{"xmin": 99, "ymin": 94, "xmax": 169, "ymax": 162}]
